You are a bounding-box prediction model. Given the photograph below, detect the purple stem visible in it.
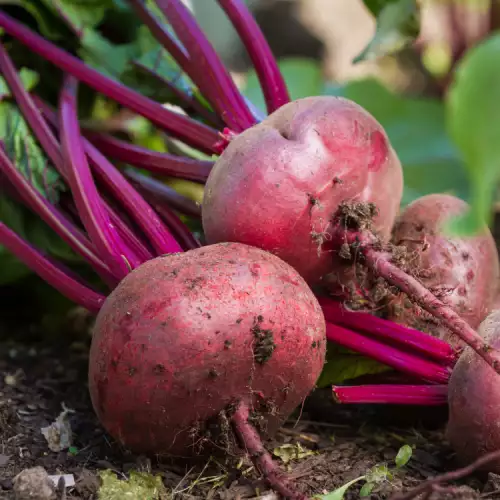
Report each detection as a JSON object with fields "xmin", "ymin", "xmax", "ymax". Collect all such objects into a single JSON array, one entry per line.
[
  {"xmin": 83, "ymin": 130, "xmax": 213, "ymax": 182},
  {"xmin": 0, "ymin": 223, "xmax": 105, "ymax": 313},
  {"xmin": 124, "ymin": 168, "xmax": 202, "ymax": 218},
  {"xmin": 0, "ymin": 42, "xmax": 143, "ymax": 276},
  {"xmin": 59, "ymin": 76, "xmax": 131, "ymax": 279},
  {"xmin": 332, "ymin": 384, "xmax": 448, "ymax": 406},
  {"xmin": 38, "ymin": 101, "xmax": 183, "ymax": 256},
  {"xmin": 132, "ymin": 61, "xmax": 224, "ymax": 127},
  {"xmin": 0, "ymin": 144, "xmax": 116, "ymax": 284},
  {"xmin": 0, "ymin": 42, "xmax": 61, "ymax": 168},
  {"xmin": 105, "ymin": 205, "xmax": 153, "ymax": 265},
  {"xmin": 217, "ymin": 0, "xmax": 290, "ymax": 113},
  {"xmin": 154, "ymin": 0, "xmax": 257, "ymax": 131},
  {"xmin": 319, "ymin": 297, "xmax": 458, "ymax": 366},
  {"xmin": 325, "ymin": 322, "xmax": 451, "ymax": 384},
  {"xmin": 149, "ymin": 201, "xmax": 201, "ymax": 251},
  {"xmin": 0, "ymin": 11, "xmax": 221, "ymax": 154}
]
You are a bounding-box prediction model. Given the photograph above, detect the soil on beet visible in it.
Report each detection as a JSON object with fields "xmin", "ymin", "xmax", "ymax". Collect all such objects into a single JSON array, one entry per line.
[{"xmin": 0, "ymin": 321, "xmax": 493, "ymax": 500}]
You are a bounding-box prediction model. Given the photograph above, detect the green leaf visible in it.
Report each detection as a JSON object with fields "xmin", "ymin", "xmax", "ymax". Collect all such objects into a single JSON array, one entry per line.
[
  {"xmin": 354, "ymin": 0, "xmax": 418, "ymax": 63},
  {"xmin": 314, "ymin": 476, "xmax": 366, "ymax": 500},
  {"xmin": 39, "ymin": 0, "xmax": 113, "ymax": 36},
  {"xmin": 360, "ymin": 482, "xmax": 376, "ymax": 497},
  {"xmin": 0, "ymin": 102, "xmax": 63, "ymax": 200},
  {"xmin": 98, "ymin": 470, "xmax": 166, "ymax": 500},
  {"xmin": 316, "ymin": 351, "xmax": 390, "ymax": 387},
  {"xmin": 394, "ymin": 444, "xmax": 413, "ymax": 468},
  {"xmin": 78, "ymin": 28, "xmax": 138, "ymax": 79},
  {"xmin": 363, "ymin": 0, "xmax": 402, "ymax": 16},
  {"xmin": 446, "ymin": 33, "xmax": 500, "ymax": 234},
  {"xmin": 243, "ymin": 57, "xmax": 323, "ymax": 115},
  {"xmin": 325, "ymin": 78, "xmax": 468, "ymax": 206},
  {"xmin": 0, "ymin": 68, "xmax": 39, "ymax": 99}
]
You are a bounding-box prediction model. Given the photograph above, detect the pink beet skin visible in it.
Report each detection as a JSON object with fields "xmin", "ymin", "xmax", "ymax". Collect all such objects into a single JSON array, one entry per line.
[
  {"xmin": 88, "ymin": 242, "xmax": 326, "ymax": 456},
  {"xmin": 447, "ymin": 310, "xmax": 500, "ymax": 471},
  {"xmin": 202, "ymin": 96, "xmax": 403, "ymax": 284},
  {"xmin": 387, "ymin": 194, "xmax": 499, "ymax": 348}
]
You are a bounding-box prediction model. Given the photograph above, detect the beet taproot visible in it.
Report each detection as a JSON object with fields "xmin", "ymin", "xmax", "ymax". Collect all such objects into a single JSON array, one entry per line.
[
  {"xmin": 447, "ymin": 309, "xmax": 500, "ymax": 472},
  {"xmin": 88, "ymin": 242, "xmax": 326, "ymax": 456},
  {"xmin": 202, "ymin": 96, "xmax": 403, "ymax": 284},
  {"xmin": 387, "ymin": 194, "xmax": 499, "ymax": 348}
]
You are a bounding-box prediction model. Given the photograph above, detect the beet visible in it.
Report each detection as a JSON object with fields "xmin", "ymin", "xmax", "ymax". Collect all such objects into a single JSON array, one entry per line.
[
  {"xmin": 88, "ymin": 242, "xmax": 326, "ymax": 456},
  {"xmin": 387, "ymin": 194, "xmax": 499, "ymax": 348},
  {"xmin": 202, "ymin": 96, "xmax": 403, "ymax": 284},
  {"xmin": 447, "ymin": 309, "xmax": 500, "ymax": 472}
]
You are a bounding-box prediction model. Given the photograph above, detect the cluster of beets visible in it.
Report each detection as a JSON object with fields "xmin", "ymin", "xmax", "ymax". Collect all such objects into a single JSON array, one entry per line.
[{"xmin": 1, "ymin": 2, "xmax": 500, "ymax": 498}]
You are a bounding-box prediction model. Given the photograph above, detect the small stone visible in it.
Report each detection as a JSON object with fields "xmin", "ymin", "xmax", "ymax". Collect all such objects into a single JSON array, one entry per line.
[{"xmin": 13, "ymin": 467, "xmax": 57, "ymax": 500}]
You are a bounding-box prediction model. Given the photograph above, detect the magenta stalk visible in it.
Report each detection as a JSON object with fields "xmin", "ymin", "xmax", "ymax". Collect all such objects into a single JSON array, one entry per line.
[
  {"xmin": 216, "ymin": 0, "xmax": 290, "ymax": 113},
  {"xmin": 0, "ymin": 144, "xmax": 115, "ymax": 284},
  {"xmin": 82, "ymin": 130, "xmax": 213, "ymax": 183},
  {"xmin": 332, "ymin": 384, "xmax": 448, "ymax": 406},
  {"xmin": 59, "ymin": 76, "xmax": 131, "ymax": 279},
  {"xmin": 36, "ymin": 99, "xmax": 183, "ymax": 256},
  {"xmin": 325, "ymin": 323, "xmax": 451, "ymax": 384},
  {"xmin": 155, "ymin": 0, "xmax": 256, "ymax": 132},
  {"xmin": 131, "ymin": 61, "xmax": 223, "ymax": 128},
  {"xmin": 0, "ymin": 11, "xmax": 221, "ymax": 154},
  {"xmin": 124, "ymin": 168, "xmax": 202, "ymax": 218},
  {"xmin": 0, "ymin": 223, "xmax": 105, "ymax": 313},
  {"xmin": 149, "ymin": 202, "xmax": 201, "ymax": 251},
  {"xmin": 319, "ymin": 297, "xmax": 458, "ymax": 365}
]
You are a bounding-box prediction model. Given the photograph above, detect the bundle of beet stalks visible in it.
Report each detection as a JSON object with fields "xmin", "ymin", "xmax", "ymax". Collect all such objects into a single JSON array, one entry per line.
[{"xmin": 1, "ymin": 1, "xmax": 500, "ymax": 498}]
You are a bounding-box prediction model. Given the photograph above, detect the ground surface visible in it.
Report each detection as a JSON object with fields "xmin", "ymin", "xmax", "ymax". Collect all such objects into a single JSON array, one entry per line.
[{"xmin": 0, "ymin": 319, "xmax": 496, "ymax": 500}]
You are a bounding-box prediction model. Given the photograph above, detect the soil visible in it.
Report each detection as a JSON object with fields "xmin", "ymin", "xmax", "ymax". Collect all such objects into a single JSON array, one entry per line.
[
  {"xmin": 0, "ymin": 317, "xmax": 495, "ymax": 500},
  {"xmin": 3, "ymin": 210, "xmax": 500, "ymax": 500}
]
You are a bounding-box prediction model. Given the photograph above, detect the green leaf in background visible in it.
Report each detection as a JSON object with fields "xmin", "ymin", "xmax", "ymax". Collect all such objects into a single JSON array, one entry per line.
[
  {"xmin": 354, "ymin": 0, "xmax": 418, "ymax": 63},
  {"xmin": 316, "ymin": 351, "xmax": 390, "ymax": 388},
  {"xmin": 243, "ymin": 57, "xmax": 323, "ymax": 116},
  {"xmin": 0, "ymin": 102, "xmax": 63, "ymax": 201},
  {"xmin": 394, "ymin": 444, "xmax": 413, "ymax": 468},
  {"xmin": 314, "ymin": 476, "xmax": 367, "ymax": 500},
  {"xmin": 363, "ymin": 0, "xmax": 403, "ymax": 16},
  {"xmin": 78, "ymin": 28, "xmax": 137, "ymax": 79},
  {"xmin": 325, "ymin": 78, "xmax": 468, "ymax": 206},
  {"xmin": 446, "ymin": 33, "xmax": 500, "ymax": 234},
  {"xmin": 0, "ymin": 68, "xmax": 38, "ymax": 100},
  {"xmin": 39, "ymin": 0, "xmax": 113, "ymax": 36}
]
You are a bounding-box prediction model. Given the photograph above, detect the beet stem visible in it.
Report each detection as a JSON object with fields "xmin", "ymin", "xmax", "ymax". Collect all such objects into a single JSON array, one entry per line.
[
  {"xmin": 132, "ymin": 61, "xmax": 224, "ymax": 127},
  {"xmin": 318, "ymin": 297, "xmax": 458, "ymax": 366},
  {"xmin": 0, "ymin": 41, "xmax": 143, "ymax": 276},
  {"xmin": 332, "ymin": 384, "xmax": 448, "ymax": 406},
  {"xmin": 325, "ymin": 323, "xmax": 451, "ymax": 384},
  {"xmin": 217, "ymin": 0, "xmax": 290, "ymax": 113},
  {"xmin": 0, "ymin": 11, "xmax": 220, "ymax": 154},
  {"xmin": 149, "ymin": 202, "xmax": 201, "ymax": 250},
  {"xmin": 38, "ymin": 100, "xmax": 182, "ymax": 256},
  {"xmin": 59, "ymin": 76, "xmax": 133, "ymax": 278},
  {"xmin": 83, "ymin": 129, "xmax": 213, "ymax": 183},
  {"xmin": 231, "ymin": 402, "xmax": 307, "ymax": 500},
  {"xmin": 124, "ymin": 168, "xmax": 201, "ymax": 218},
  {"xmin": 343, "ymin": 229, "xmax": 500, "ymax": 376},
  {"xmin": 0, "ymin": 42, "xmax": 61, "ymax": 169},
  {"xmin": 154, "ymin": 0, "xmax": 257, "ymax": 131},
  {"xmin": 0, "ymin": 144, "xmax": 115, "ymax": 284},
  {"xmin": 0, "ymin": 223, "xmax": 105, "ymax": 313}
]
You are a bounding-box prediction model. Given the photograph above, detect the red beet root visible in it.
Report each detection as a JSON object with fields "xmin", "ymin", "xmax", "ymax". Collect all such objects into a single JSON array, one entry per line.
[
  {"xmin": 387, "ymin": 194, "xmax": 499, "ymax": 348},
  {"xmin": 202, "ymin": 96, "xmax": 403, "ymax": 284},
  {"xmin": 447, "ymin": 309, "xmax": 500, "ymax": 472},
  {"xmin": 88, "ymin": 242, "xmax": 326, "ymax": 457}
]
